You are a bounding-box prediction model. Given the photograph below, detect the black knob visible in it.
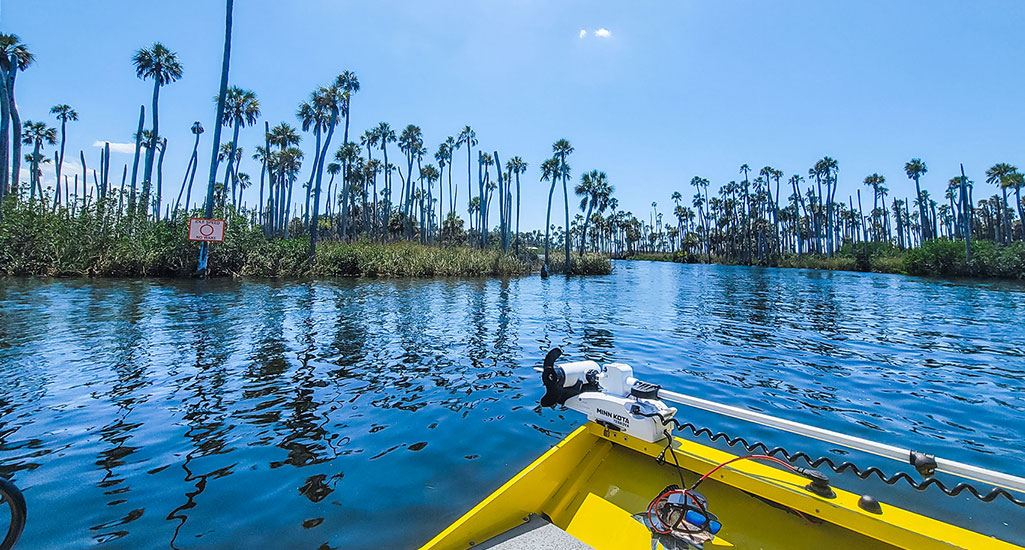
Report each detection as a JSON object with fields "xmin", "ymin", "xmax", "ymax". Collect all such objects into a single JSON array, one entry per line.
[
  {"xmin": 800, "ymin": 468, "xmax": 836, "ymax": 499},
  {"xmin": 858, "ymin": 494, "xmax": 883, "ymax": 514}
]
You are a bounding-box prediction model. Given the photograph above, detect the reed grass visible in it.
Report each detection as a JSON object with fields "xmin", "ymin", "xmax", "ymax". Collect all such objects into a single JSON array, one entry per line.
[{"xmin": 0, "ymin": 199, "xmax": 612, "ymax": 278}]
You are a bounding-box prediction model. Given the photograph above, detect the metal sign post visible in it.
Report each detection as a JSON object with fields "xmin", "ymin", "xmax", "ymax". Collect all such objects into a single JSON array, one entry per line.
[{"xmin": 190, "ymin": 218, "xmax": 226, "ymax": 278}]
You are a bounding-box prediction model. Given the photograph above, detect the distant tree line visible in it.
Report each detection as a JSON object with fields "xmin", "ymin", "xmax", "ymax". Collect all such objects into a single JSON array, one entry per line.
[{"xmin": 590, "ymin": 159, "xmax": 1023, "ymax": 264}]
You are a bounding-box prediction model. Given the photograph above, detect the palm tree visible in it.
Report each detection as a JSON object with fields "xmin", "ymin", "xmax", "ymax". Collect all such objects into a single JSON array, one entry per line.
[
  {"xmin": 477, "ymin": 150, "xmax": 494, "ymax": 246},
  {"xmin": 420, "ymin": 164, "xmax": 440, "ymax": 240},
  {"xmin": 21, "ymin": 121, "xmax": 56, "ymax": 200},
  {"xmin": 220, "ymin": 86, "xmax": 260, "ymax": 209},
  {"xmin": 904, "ymin": 158, "xmax": 929, "ymax": 242},
  {"xmin": 456, "ymin": 126, "xmax": 477, "ymax": 219},
  {"xmin": 336, "ymin": 71, "xmax": 359, "ymax": 213},
  {"xmin": 174, "ymin": 121, "xmax": 203, "ymax": 216},
  {"xmin": 398, "ymin": 124, "xmax": 423, "ymax": 227},
  {"xmin": 1, "ymin": 33, "xmax": 34, "ymax": 199},
  {"xmin": 506, "ymin": 156, "xmax": 528, "ymax": 252},
  {"xmin": 325, "ymin": 161, "xmax": 340, "ymax": 216},
  {"xmin": 540, "ymin": 157, "xmax": 559, "ymax": 269},
  {"xmin": 814, "ymin": 157, "xmax": 838, "ymax": 256},
  {"xmin": 297, "ymin": 91, "xmax": 329, "ymax": 226},
  {"xmin": 690, "ymin": 176, "xmax": 710, "ymax": 256},
  {"xmin": 671, "ymin": 190, "xmax": 683, "ymax": 242},
  {"xmin": 132, "ymin": 42, "xmax": 183, "ymax": 216},
  {"xmin": 442, "ymin": 136, "xmax": 457, "ymax": 215},
  {"xmin": 985, "ymin": 163, "xmax": 1016, "ymax": 244},
  {"xmin": 552, "ymin": 139, "xmax": 574, "ymax": 271},
  {"xmin": 274, "ymin": 146, "xmax": 304, "ymax": 237},
  {"xmin": 374, "ymin": 122, "xmax": 396, "ymax": 226},
  {"xmin": 235, "ymin": 172, "xmax": 251, "ymax": 208},
  {"xmin": 48, "ymin": 104, "xmax": 78, "ymax": 209},
  {"xmin": 334, "ymin": 141, "xmax": 361, "ymax": 235},
  {"xmin": 330, "ymin": 71, "xmax": 359, "ymax": 238},
  {"xmin": 309, "ymin": 79, "xmax": 344, "ymax": 258},
  {"xmin": 863, "ymin": 173, "xmax": 885, "ymax": 241},
  {"xmin": 1005, "ymin": 171, "xmax": 1025, "ymax": 241},
  {"xmin": 435, "ymin": 140, "xmax": 452, "ymax": 232},
  {"xmin": 198, "ymin": 0, "xmax": 234, "ymax": 276},
  {"xmin": 576, "ymin": 170, "xmax": 612, "ymax": 254}
]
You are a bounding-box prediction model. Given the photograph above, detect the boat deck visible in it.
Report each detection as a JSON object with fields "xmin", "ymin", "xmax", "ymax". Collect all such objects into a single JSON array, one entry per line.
[{"xmin": 475, "ymin": 515, "xmax": 593, "ymax": 550}]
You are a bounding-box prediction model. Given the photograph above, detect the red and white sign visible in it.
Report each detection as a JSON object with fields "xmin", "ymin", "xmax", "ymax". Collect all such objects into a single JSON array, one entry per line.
[{"xmin": 188, "ymin": 218, "xmax": 226, "ymax": 242}]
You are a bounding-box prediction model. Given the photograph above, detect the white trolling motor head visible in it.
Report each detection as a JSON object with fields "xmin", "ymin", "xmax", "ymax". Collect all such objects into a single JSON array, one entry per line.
[{"xmin": 540, "ymin": 348, "xmax": 677, "ymax": 443}]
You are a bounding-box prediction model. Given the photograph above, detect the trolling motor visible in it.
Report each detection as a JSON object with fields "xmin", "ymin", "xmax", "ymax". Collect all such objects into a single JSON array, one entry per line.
[
  {"xmin": 540, "ymin": 348, "xmax": 677, "ymax": 444},
  {"xmin": 540, "ymin": 349, "xmax": 721, "ymax": 548}
]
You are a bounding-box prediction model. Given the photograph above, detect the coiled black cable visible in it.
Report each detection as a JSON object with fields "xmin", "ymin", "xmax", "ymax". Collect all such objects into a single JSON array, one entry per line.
[
  {"xmin": 0, "ymin": 476, "xmax": 27, "ymax": 550},
  {"xmin": 641, "ymin": 411, "xmax": 1025, "ymax": 507}
]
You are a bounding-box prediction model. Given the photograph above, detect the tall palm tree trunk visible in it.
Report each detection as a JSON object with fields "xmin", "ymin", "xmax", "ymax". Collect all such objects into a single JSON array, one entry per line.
[
  {"xmin": 309, "ymin": 110, "xmax": 337, "ymax": 258},
  {"xmin": 447, "ymin": 160, "xmax": 454, "ymax": 216},
  {"xmin": 494, "ymin": 151, "xmax": 508, "ymax": 250},
  {"xmin": 515, "ymin": 172, "xmax": 521, "ymax": 253},
  {"xmin": 466, "ymin": 141, "xmax": 472, "ymax": 221},
  {"xmin": 0, "ymin": 65, "xmax": 9, "ymax": 199},
  {"xmin": 27, "ymin": 140, "xmax": 40, "ymax": 200},
  {"xmin": 223, "ymin": 120, "xmax": 241, "ymax": 209},
  {"xmin": 545, "ymin": 180, "xmax": 556, "ymax": 268},
  {"xmin": 1015, "ymin": 186, "xmax": 1024, "ymax": 241},
  {"xmin": 284, "ymin": 178, "xmax": 294, "ymax": 238},
  {"xmin": 1000, "ymin": 187, "xmax": 1011, "ymax": 244},
  {"xmin": 260, "ymin": 121, "xmax": 270, "ymax": 231},
  {"xmin": 340, "ymin": 103, "xmax": 352, "ymax": 239},
  {"xmin": 477, "ymin": 155, "xmax": 485, "ymax": 247},
  {"xmin": 53, "ymin": 118, "xmax": 68, "ymax": 210},
  {"xmin": 128, "ymin": 106, "xmax": 145, "ymax": 213},
  {"xmin": 561, "ymin": 159, "xmax": 571, "ymax": 272},
  {"xmin": 197, "ymin": 0, "xmax": 233, "ymax": 275},
  {"xmin": 580, "ymin": 200, "xmax": 594, "ymax": 254},
  {"xmin": 380, "ymin": 143, "xmax": 390, "ymax": 237},
  {"xmin": 437, "ymin": 163, "xmax": 444, "ymax": 238},
  {"xmin": 8, "ymin": 61, "xmax": 23, "ymax": 197},
  {"xmin": 141, "ymin": 77, "xmax": 161, "ymax": 216},
  {"xmin": 155, "ymin": 138, "xmax": 167, "ymax": 219},
  {"xmin": 175, "ymin": 130, "xmax": 201, "ymax": 215},
  {"xmin": 914, "ymin": 176, "xmax": 928, "ymax": 243},
  {"xmin": 304, "ymin": 126, "xmax": 322, "ymax": 229}
]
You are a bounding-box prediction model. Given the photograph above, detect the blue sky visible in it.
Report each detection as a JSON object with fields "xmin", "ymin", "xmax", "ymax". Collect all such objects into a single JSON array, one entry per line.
[{"xmin": 4, "ymin": 0, "xmax": 1025, "ymax": 231}]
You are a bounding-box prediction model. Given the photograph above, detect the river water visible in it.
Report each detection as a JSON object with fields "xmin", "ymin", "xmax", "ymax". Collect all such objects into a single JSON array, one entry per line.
[{"xmin": 1, "ymin": 261, "xmax": 1023, "ymax": 549}]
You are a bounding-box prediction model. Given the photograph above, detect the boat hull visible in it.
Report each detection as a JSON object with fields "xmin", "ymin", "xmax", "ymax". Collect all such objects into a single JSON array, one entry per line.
[{"xmin": 418, "ymin": 422, "xmax": 1021, "ymax": 550}]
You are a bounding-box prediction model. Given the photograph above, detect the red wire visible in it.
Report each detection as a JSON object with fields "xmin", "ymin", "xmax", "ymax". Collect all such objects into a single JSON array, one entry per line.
[
  {"xmin": 692, "ymin": 454, "xmax": 801, "ymax": 490},
  {"xmin": 647, "ymin": 455, "xmax": 803, "ymax": 536}
]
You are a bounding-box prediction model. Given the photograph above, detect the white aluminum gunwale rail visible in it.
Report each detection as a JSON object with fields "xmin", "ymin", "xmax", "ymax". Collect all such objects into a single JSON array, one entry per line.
[{"xmin": 654, "ymin": 386, "xmax": 1025, "ymax": 495}]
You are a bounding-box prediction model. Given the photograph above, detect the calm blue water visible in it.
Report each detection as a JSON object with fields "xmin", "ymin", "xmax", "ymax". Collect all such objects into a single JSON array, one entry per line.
[{"xmin": 1, "ymin": 261, "xmax": 1024, "ymax": 549}]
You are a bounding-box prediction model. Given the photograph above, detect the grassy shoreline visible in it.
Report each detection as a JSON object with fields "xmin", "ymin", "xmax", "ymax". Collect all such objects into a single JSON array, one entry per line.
[
  {"xmin": 0, "ymin": 202, "xmax": 611, "ymax": 278},
  {"xmin": 625, "ymin": 240, "xmax": 1025, "ymax": 280}
]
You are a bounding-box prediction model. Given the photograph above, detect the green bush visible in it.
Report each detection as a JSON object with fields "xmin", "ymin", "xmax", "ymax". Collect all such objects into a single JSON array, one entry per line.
[
  {"xmin": 0, "ymin": 199, "xmax": 613, "ymax": 278},
  {"xmin": 903, "ymin": 239, "xmax": 1025, "ymax": 278},
  {"xmin": 546, "ymin": 252, "xmax": 613, "ymax": 275},
  {"xmin": 314, "ymin": 240, "xmax": 535, "ymax": 277}
]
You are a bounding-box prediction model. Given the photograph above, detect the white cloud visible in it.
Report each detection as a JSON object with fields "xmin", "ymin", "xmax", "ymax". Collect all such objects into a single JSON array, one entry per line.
[
  {"xmin": 579, "ymin": 29, "xmax": 587, "ymax": 38},
  {"xmin": 93, "ymin": 140, "xmax": 136, "ymax": 154},
  {"xmin": 595, "ymin": 28, "xmax": 611, "ymax": 38},
  {"xmin": 18, "ymin": 158, "xmax": 87, "ymax": 194}
]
